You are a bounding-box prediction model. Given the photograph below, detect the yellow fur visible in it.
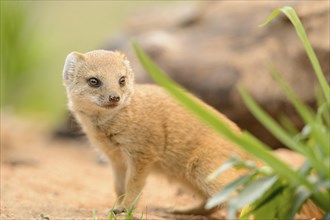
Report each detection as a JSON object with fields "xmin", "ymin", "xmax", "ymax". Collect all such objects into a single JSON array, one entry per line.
[{"xmin": 63, "ymin": 50, "xmax": 253, "ymax": 215}]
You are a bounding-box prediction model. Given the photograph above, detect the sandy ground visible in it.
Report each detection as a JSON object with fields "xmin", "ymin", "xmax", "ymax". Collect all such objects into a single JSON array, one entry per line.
[
  {"xmin": 1, "ymin": 113, "xmax": 227, "ymax": 220},
  {"xmin": 1, "ymin": 113, "xmax": 317, "ymax": 220}
]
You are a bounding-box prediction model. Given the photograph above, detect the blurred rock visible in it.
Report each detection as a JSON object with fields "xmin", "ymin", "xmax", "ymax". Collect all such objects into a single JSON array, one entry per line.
[{"xmin": 103, "ymin": 1, "xmax": 329, "ymax": 148}]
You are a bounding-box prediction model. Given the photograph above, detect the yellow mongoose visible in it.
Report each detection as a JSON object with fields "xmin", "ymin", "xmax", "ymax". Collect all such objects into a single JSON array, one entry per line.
[{"xmin": 63, "ymin": 50, "xmax": 252, "ymax": 215}]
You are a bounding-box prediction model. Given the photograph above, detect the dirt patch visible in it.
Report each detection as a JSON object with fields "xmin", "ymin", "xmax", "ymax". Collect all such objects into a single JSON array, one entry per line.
[{"xmin": 1, "ymin": 113, "xmax": 226, "ymax": 220}]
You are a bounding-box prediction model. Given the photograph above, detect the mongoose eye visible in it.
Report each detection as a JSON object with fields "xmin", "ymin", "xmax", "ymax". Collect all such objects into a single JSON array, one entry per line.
[
  {"xmin": 87, "ymin": 77, "xmax": 102, "ymax": 88},
  {"xmin": 119, "ymin": 76, "xmax": 126, "ymax": 87}
]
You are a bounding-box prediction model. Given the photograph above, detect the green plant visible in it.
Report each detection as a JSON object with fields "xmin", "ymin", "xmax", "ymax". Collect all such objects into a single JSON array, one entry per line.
[
  {"xmin": 0, "ymin": 1, "xmax": 64, "ymax": 120},
  {"xmin": 124, "ymin": 192, "xmax": 143, "ymax": 220},
  {"xmin": 92, "ymin": 193, "xmax": 142, "ymax": 220},
  {"xmin": 0, "ymin": 2, "xmax": 44, "ymax": 107},
  {"xmin": 92, "ymin": 209, "xmax": 98, "ymax": 220},
  {"xmin": 133, "ymin": 6, "xmax": 329, "ymax": 219}
]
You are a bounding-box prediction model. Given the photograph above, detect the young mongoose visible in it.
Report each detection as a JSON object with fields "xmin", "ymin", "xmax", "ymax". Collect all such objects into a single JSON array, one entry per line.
[{"xmin": 63, "ymin": 50, "xmax": 252, "ymax": 215}]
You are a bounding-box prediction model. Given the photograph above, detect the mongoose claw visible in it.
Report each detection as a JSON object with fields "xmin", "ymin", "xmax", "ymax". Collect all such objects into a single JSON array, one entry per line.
[{"xmin": 112, "ymin": 206, "xmax": 126, "ymax": 215}]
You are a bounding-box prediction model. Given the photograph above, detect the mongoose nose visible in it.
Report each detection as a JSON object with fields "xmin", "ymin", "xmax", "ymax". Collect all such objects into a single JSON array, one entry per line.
[{"xmin": 109, "ymin": 95, "xmax": 120, "ymax": 103}]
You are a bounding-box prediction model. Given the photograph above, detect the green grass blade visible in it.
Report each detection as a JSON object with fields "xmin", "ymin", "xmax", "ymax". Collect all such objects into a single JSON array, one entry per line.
[
  {"xmin": 238, "ymin": 86, "xmax": 327, "ymax": 176},
  {"xmin": 277, "ymin": 188, "xmax": 296, "ymax": 219},
  {"xmin": 311, "ymin": 192, "xmax": 330, "ymax": 213},
  {"xmin": 270, "ymin": 67, "xmax": 315, "ymax": 124},
  {"xmin": 317, "ymin": 103, "xmax": 330, "ymax": 127},
  {"xmin": 231, "ymin": 176, "xmax": 278, "ymax": 209},
  {"xmin": 239, "ymin": 183, "xmax": 284, "ymax": 219},
  {"xmin": 239, "ymin": 131, "xmax": 314, "ymax": 187},
  {"xmin": 238, "ymin": 86, "xmax": 307, "ymax": 154},
  {"xmin": 258, "ymin": 9, "xmax": 281, "ymax": 27},
  {"xmin": 289, "ymin": 186, "xmax": 311, "ymax": 218},
  {"xmin": 271, "ymin": 69, "xmax": 329, "ymax": 157},
  {"xmin": 125, "ymin": 192, "xmax": 142, "ymax": 220},
  {"xmin": 278, "ymin": 114, "xmax": 299, "ymax": 135},
  {"xmin": 323, "ymin": 213, "xmax": 330, "ymax": 219},
  {"xmin": 92, "ymin": 209, "xmax": 97, "ymax": 220},
  {"xmin": 206, "ymin": 174, "xmax": 254, "ymax": 209},
  {"xmin": 243, "ymin": 133, "xmax": 329, "ymax": 211},
  {"xmin": 108, "ymin": 195, "xmax": 125, "ymax": 220},
  {"xmin": 227, "ymin": 201, "xmax": 238, "ymax": 220},
  {"xmin": 207, "ymin": 157, "xmax": 240, "ymax": 181},
  {"xmin": 139, "ymin": 212, "xmax": 144, "ymax": 220},
  {"xmin": 260, "ymin": 6, "xmax": 330, "ymax": 103}
]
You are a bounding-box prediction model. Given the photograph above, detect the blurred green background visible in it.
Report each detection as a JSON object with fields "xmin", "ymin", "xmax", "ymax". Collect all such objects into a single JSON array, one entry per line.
[{"xmin": 0, "ymin": 1, "xmax": 176, "ymax": 124}]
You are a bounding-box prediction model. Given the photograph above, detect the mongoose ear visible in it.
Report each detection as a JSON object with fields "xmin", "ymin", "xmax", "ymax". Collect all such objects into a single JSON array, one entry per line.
[
  {"xmin": 114, "ymin": 51, "xmax": 133, "ymax": 74},
  {"xmin": 114, "ymin": 51, "xmax": 127, "ymax": 60},
  {"xmin": 63, "ymin": 52, "xmax": 86, "ymax": 82}
]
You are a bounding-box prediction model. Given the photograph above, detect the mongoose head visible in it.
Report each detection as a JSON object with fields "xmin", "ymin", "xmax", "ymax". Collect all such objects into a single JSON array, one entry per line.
[{"xmin": 63, "ymin": 50, "xmax": 135, "ymax": 113}]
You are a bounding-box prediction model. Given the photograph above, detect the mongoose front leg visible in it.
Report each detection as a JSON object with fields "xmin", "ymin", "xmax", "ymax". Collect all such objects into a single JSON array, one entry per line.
[
  {"xmin": 104, "ymin": 147, "xmax": 127, "ymax": 204},
  {"xmin": 109, "ymin": 155, "xmax": 127, "ymax": 203},
  {"xmin": 113, "ymin": 158, "xmax": 151, "ymax": 214}
]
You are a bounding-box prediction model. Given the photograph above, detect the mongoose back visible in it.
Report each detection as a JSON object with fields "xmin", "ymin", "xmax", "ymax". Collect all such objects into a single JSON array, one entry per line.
[{"xmin": 63, "ymin": 50, "xmax": 252, "ymax": 215}]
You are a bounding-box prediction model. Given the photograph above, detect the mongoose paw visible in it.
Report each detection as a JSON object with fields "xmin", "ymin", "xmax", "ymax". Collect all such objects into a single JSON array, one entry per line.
[{"xmin": 112, "ymin": 206, "xmax": 126, "ymax": 215}]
